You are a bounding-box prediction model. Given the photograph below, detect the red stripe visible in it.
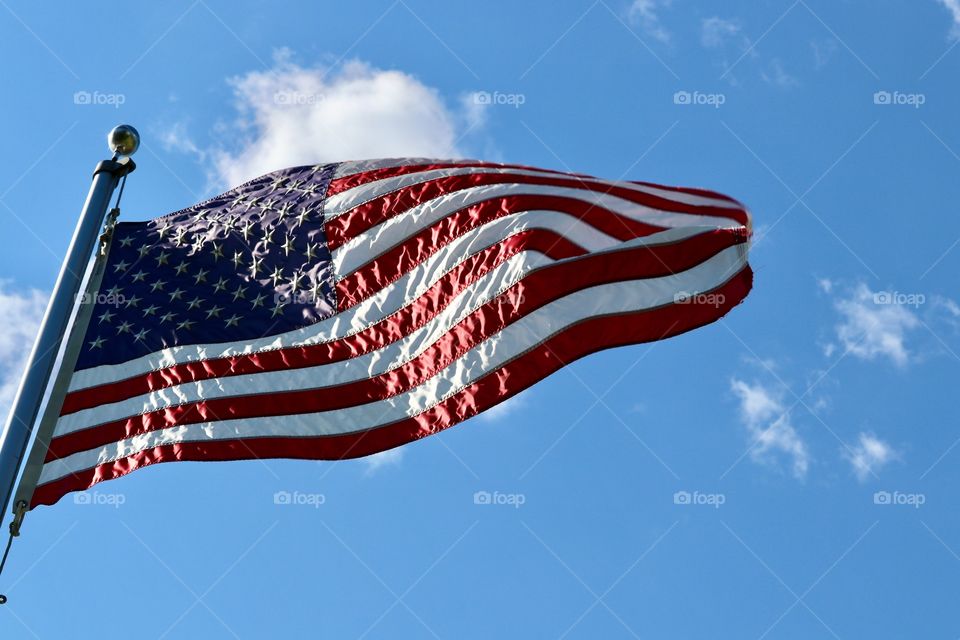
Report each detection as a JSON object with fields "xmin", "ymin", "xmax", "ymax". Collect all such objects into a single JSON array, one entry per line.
[
  {"xmin": 47, "ymin": 231, "xmax": 744, "ymax": 462},
  {"xmin": 326, "ymin": 172, "xmax": 749, "ymax": 250},
  {"xmin": 326, "ymin": 161, "xmax": 576, "ymax": 197},
  {"xmin": 32, "ymin": 265, "xmax": 752, "ymax": 509},
  {"xmin": 60, "ymin": 229, "xmax": 586, "ymax": 416},
  {"xmin": 334, "ymin": 194, "xmax": 666, "ymax": 310},
  {"xmin": 628, "ymin": 181, "xmax": 743, "ymax": 205}
]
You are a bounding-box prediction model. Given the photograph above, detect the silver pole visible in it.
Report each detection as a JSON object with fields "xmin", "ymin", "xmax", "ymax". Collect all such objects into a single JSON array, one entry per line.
[{"xmin": 0, "ymin": 125, "xmax": 139, "ymax": 518}]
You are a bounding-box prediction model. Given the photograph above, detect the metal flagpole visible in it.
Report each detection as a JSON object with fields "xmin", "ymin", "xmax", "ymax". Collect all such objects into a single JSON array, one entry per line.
[{"xmin": 0, "ymin": 125, "xmax": 140, "ymax": 523}]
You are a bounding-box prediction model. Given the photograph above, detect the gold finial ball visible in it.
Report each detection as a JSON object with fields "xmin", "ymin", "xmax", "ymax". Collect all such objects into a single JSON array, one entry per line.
[{"xmin": 107, "ymin": 124, "xmax": 140, "ymax": 157}]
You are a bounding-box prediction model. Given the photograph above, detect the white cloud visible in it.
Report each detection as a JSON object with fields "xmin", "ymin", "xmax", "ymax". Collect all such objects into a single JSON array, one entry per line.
[
  {"xmin": 701, "ymin": 17, "xmax": 741, "ymax": 48},
  {"xmin": 628, "ymin": 0, "xmax": 673, "ymax": 43},
  {"xmin": 363, "ymin": 448, "xmax": 405, "ymax": 475},
  {"xmin": 832, "ymin": 283, "xmax": 920, "ymax": 367},
  {"xmin": 476, "ymin": 391, "xmax": 529, "ymax": 423},
  {"xmin": 761, "ymin": 59, "xmax": 799, "ymax": 88},
  {"xmin": 731, "ymin": 379, "xmax": 810, "ymax": 479},
  {"xmin": 938, "ymin": 0, "xmax": 960, "ymax": 38},
  {"xmin": 844, "ymin": 432, "xmax": 898, "ymax": 481},
  {"xmin": 0, "ymin": 284, "xmax": 48, "ymax": 419},
  {"xmin": 810, "ymin": 39, "xmax": 838, "ymax": 69},
  {"xmin": 183, "ymin": 50, "xmax": 483, "ymax": 188}
]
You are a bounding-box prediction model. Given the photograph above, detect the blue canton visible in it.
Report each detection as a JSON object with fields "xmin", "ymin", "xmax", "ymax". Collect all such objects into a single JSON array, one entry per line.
[{"xmin": 77, "ymin": 163, "xmax": 339, "ymax": 369}]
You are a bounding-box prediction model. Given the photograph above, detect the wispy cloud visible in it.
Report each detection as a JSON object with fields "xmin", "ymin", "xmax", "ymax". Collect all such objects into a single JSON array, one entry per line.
[
  {"xmin": 363, "ymin": 448, "xmax": 405, "ymax": 475},
  {"xmin": 761, "ymin": 58, "xmax": 799, "ymax": 88},
  {"xmin": 169, "ymin": 50, "xmax": 485, "ymax": 188},
  {"xmin": 628, "ymin": 0, "xmax": 673, "ymax": 43},
  {"xmin": 731, "ymin": 378, "xmax": 810, "ymax": 479},
  {"xmin": 829, "ymin": 283, "xmax": 920, "ymax": 367},
  {"xmin": 844, "ymin": 432, "xmax": 898, "ymax": 481},
  {"xmin": 0, "ymin": 283, "xmax": 48, "ymax": 420},
  {"xmin": 937, "ymin": 0, "xmax": 960, "ymax": 38},
  {"xmin": 476, "ymin": 391, "xmax": 529, "ymax": 424},
  {"xmin": 701, "ymin": 17, "xmax": 741, "ymax": 48}
]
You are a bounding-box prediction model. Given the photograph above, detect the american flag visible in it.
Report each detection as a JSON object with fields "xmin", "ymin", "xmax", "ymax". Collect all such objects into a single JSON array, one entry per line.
[{"xmin": 30, "ymin": 158, "xmax": 753, "ymax": 507}]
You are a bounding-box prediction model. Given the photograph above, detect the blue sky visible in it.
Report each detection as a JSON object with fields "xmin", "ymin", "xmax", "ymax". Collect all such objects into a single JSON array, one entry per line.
[{"xmin": 1, "ymin": 0, "xmax": 960, "ymax": 637}]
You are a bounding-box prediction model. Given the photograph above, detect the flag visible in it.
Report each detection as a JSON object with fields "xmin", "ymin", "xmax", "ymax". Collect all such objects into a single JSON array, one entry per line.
[{"xmin": 30, "ymin": 159, "xmax": 753, "ymax": 507}]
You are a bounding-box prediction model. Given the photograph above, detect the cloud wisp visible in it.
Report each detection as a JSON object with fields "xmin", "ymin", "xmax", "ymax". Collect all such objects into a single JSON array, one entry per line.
[{"xmin": 730, "ymin": 378, "xmax": 810, "ymax": 479}]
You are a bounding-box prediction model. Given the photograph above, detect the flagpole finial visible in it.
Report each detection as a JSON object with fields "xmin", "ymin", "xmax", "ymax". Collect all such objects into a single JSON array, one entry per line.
[{"xmin": 107, "ymin": 124, "xmax": 140, "ymax": 158}]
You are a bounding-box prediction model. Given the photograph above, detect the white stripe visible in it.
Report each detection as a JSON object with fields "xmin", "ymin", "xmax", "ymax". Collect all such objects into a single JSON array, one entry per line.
[
  {"xmin": 332, "ymin": 158, "xmax": 474, "ymax": 180},
  {"xmin": 325, "ymin": 166, "xmax": 742, "ymax": 220},
  {"xmin": 66, "ymin": 223, "xmax": 711, "ymax": 393},
  {"xmin": 333, "ymin": 183, "xmax": 742, "ymax": 277},
  {"xmin": 41, "ymin": 244, "xmax": 747, "ymax": 486}
]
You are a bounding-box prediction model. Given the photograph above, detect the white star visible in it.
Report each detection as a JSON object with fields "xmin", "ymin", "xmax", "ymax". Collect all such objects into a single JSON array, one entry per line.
[
  {"xmin": 116, "ymin": 321, "xmax": 133, "ymax": 334},
  {"xmin": 268, "ymin": 176, "xmax": 287, "ymax": 193},
  {"xmin": 288, "ymin": 271, "xmax": 304, "ymax": 292},
  {"xmin": 271, "ymin": 302, "xmax": 286, "ymax": 318},
  {"xmin": 186, "ymin": 296, "xmax": 203, "ymax": 310},
  {"xmin": 177, "ymin": 318, "xmax": 196, "ymax": 331},
  {"xmin": 159, "ymin": 312, "xmax": 176, "ymax": 324},
  {"xmin": 173, "ymin": 228, "xmax": 189, "ymax": 246},
  {"xmin": 250, "ymin": 255, "xmax": 264, "ymax": 277},
  {"xmin": 98, "ymin": 309, "xmax": 115, "ymax": 324},
  {"xmin": 155, "ymin": 251, "xmax": 170, "ymax": 266},
  {"xmin": 118, "ymin": 236, "xmax": 134, "ymax": 248},
  {"xmin": 137, "ymin": 244, "xmax": 151, "ymax": 258},
  {"xmin": 130, "ymin": 270, "xmax": 148, "ymax": 283},
  {"xmin": 210, "ymin": 242, "xmax": 224, "ymax": 261},
  {"xmin": 88, "ymin": 336, "xmax": 106, "ymax": 349},
  {"xmin": 232, "ymin": 284, "xmax": 247, "ymax": 301},
  {"xmin": 156, "ymin": 222, "xmax": 172, "ymax": 239},
  {"xmin": 125, "ymin": 294, "xmax": 142, "ymax": 308},
  {"xmin": 169, "ymin": 287, "xmax": 185, "ymax": 302},
  {"xmin": 305, "ymin": 242, "xmax": 318, "ymax": 262},
  {"xmin": 294, "ymin": 209, "xmax": 310, "ymax": 227},
  {"xmin": 105, "ymin": 285, "xmax": 123, "ymax": 298},
  {"xmin": 277, "ymin": 201, "xmax": 294, "ymax": 218},
  {"xmin": 133, "ymin": 328, "xmax": 150, "ymax": 342},
  {"xmin": 308, "ymin": 280, "xmax": 324, "ymax": 303},
  {"xmin": 143, "ymin": 304, "xmax": 159, "ymax": 316},
  {"xmin": 270, "ymin": 267, "xmax": 285, "ymax": 287},
  {"xmin": 193, "ymin": 268, "xmax": 209, "ymax": 285},
  {"xmin": 241, "ymin": 221, "xmax": 255, "ymax": 243},
  {"xmin": 113, "ymin": 260, "xmax": 130, "ymax": 273},
  {"xmin": 251, "ymin": 293, "xmax": 267, "ymax": 309},
  {"xmin": 205, "ymin": 305, "xmax": 223, "ymax": 319},
  {"xmin": 174, "ymin": 261, "xmax": 190, "ymax": 276},
  {"xmin": 212, "ymin": 277, "xmax": 229, "ymax": 293},
  {"xmin": 281, "ymin": 235, "xmax": 295, "ymax": 257},
  {"xmin": 149, "ymin": 279, "xmax": 166, "ymax": 292},
  {"xmin": 232, "ymin": 251, "xmax": 244, "ymax": 269},
  {"xmin": 224, "ymin": 314, "xmax": 241, "ymax": 328}
]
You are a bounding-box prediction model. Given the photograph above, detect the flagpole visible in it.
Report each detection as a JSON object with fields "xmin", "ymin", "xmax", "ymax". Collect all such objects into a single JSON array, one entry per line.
[{"xmin": 0, "ymin": 125, "xmax": 139, "ymax": 520}]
